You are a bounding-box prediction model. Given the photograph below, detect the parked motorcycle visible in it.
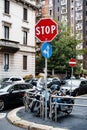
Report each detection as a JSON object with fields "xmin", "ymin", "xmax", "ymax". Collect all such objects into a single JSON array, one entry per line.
[
  {"xmin": 29, "ymin": 87, "xmax": 50, "ymax": 117},
  {"xmin": 51, "ymin": 89, "xmax": 74, "ymax": 120},
  {"xmin": 23, "ymin": 77, "xmax": 74, "ymax": 119}
]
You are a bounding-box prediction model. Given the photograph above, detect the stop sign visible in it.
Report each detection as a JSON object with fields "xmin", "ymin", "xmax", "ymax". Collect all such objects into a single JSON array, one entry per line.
[
  {"xmin": 69, "ymin": 58, "xmax": 76, "ymax": 67},
  {"xmin": 35, "ymin": 18, "xmax": 58, "ymax": 42}
]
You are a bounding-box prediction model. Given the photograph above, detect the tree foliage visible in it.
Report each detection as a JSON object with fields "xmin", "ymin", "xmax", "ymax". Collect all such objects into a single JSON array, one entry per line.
[{"xmin": 36, "ymin": 23, "xmax": 82, "ymax": 74}]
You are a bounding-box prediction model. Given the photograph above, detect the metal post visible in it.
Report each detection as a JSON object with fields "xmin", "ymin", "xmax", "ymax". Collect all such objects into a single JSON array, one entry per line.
[
  {"xmin": 45, "ymin": 58, "xmax": 47, "ymax": 120},
  {"xmin": 70, "ymin": 67, "xmax": 73, "ymax": 96},
  {"xmin": 71, "ymin": 67, "xmax": 73, "ymax": 78}
]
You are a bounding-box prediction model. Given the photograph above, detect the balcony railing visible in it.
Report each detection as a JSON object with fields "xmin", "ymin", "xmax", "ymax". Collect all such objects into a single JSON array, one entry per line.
[
  {"xmin": 75, "ymin": 6, "xmax": 82, "ymax": 11},
  {"xmin": 76, "ymin": 15, "xmax": 82, "ymax": 21},
  {"xmin": 61, "ymin": 0, "xmax": 66, "ymax": 6},
  {"xmin": 0, "ymin": 39, "xmax": 20, "ymax": 53}
]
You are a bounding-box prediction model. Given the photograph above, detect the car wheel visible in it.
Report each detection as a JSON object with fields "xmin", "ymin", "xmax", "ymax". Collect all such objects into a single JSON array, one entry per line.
[{"xmin": 0, "ymin": 100, "xmax": 4, "ymax": 111}]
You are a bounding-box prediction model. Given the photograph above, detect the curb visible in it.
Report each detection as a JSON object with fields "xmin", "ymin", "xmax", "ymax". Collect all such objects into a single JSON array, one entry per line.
[
  {"xmin": 7, "ymin": 107, "xmax": 32, "ymax": 129},
  {"xmin": 7, "ymin": 107, "xmax": 67, "ymax": 130},
  {"xmin": 7, "ymin": 107, "xmax": 53, "ymax": 130}
]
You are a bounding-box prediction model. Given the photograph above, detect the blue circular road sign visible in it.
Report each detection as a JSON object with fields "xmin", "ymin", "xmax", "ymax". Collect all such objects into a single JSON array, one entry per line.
[{"xmin": 41, "ymin": 42, "xmax": 52, "ymax": 59}]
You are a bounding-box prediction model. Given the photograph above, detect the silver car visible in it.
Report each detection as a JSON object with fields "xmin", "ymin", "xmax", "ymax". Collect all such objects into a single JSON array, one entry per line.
[{"xmin": 61, "ymin": 79, "xmax": 87, "ymax": 96}]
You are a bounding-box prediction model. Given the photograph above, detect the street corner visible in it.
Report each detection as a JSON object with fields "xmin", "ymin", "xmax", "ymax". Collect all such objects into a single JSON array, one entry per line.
[{"xmin": 6, "ymin": 106, "xmax": 32, "ymax": 129}]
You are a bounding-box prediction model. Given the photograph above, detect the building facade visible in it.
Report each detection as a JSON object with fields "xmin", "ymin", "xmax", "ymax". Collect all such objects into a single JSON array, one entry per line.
[
  {"xmin": 35, "ymin": 0, "xmax": 87, "ymax": 73},
  {"xmin": 52, "ymin": 0, "xmax": 87, "ymax": 70},
  {"xmin": 0, "ymin": 0, "xmax": 37, "ymax": 78}
]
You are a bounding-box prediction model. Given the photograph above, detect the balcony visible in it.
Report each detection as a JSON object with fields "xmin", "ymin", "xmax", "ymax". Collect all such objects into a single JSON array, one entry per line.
[
  {"xmin": 76, "ymin": 15, "xmax": 82, "ymax": 21},
  {"xmin": 61, "ymin": 6, "xmax": 67, "ymax": 14},
  {"xmin": 0, "ymin": 39, "xmax": 20, "ymax": 53},
  {"xmin": 61, "ymin": 0, "xmax": 66, "ymax": 6},
  {"xmin": 75, "ymin": 6, "xmax": 82, "ymax": 11},
  {"xmin": 76, "ymin": 25, "xmax": 82, "ymax": 30}
]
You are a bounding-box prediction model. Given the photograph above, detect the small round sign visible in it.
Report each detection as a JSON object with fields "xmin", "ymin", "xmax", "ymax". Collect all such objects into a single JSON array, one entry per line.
[{"xmin": 69, "ymin": 58, "xmax": 76, "ymax": 67}]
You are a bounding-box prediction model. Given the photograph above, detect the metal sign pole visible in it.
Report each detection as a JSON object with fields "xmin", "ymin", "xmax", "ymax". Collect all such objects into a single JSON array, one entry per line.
[
  {"xmin": 70, "ymin": 67, "xmax": 73, "ymax": 96},
  {"xmin": 41, "ymin": 42, "xmax": 52, "ymax": 120},
  {"xmin": 45, "ymin": 58, "xmax": 47, "ymax": 120},
  {"xmin": 71, "ymin": 67, "xmax": 73, "ymax": 78}
]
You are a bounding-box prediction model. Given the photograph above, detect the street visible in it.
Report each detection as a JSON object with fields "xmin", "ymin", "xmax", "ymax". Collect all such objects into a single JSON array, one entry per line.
[
  {"xmin": 0, "ymin": 96, "xmax": 87, "ymax": 130},
  {"xmin": 0, "ymin": 109, "xmax": 25, "ymax": 130}
]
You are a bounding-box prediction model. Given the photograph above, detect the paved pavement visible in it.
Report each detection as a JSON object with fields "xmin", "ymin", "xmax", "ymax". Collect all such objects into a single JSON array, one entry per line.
[
  {"xmin": 7, "ymin": 95, "xmax": 87, "ymax": 130},
  {"xmin": 7, "ymin": 106, "xmax": 69, "ymax": 130}
]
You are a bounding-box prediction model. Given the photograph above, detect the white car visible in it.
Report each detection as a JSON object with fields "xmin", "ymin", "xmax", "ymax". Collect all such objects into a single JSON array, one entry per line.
[{"xmin": 0, "ymin": 76, "xmax": 24, "ymax": 83}]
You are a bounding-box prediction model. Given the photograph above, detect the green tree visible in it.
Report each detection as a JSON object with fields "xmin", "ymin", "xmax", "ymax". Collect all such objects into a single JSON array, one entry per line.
[
  {"xmin": 47, "ymin": 23, "xmax": 81, "ymax": 74},
  {"xmin": 36, "ymin": 23, "xmax": 82, "ymax": 75}
]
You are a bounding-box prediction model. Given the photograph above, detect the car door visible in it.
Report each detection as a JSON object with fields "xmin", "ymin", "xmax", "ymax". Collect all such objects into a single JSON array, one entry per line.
[
  {"xmin": 79, "ymin": 81, "xmax": 87, "ymax": 95},
  {"xmin": 17, "ymin": 84, "xmax": 27, "ymax": 102},
  {"xmin": 18, "ymin": 83, "xmax": 33, "ymax": 102},
  {"xmin": 7, "ymin": 84, "xmax": 21, "ymax": 105}
]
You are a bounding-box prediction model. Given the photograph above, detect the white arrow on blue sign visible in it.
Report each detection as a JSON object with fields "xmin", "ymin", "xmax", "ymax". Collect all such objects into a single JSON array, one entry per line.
[{"xmin": 41, "ymin": 42, "xmax": 52, "ymax": 59}]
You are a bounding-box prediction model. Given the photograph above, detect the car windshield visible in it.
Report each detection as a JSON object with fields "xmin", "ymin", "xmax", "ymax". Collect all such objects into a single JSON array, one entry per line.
[
  {"xmin": 0, "ymin": 82, "xmax": 12, "ymax": 89},
  {"xmin": 0, "ymin": 78, "xmax": 9, "ymax": 83},
  {"xmin": 64, "ymin": 80, "xmax": 81, "ymax": 87}
]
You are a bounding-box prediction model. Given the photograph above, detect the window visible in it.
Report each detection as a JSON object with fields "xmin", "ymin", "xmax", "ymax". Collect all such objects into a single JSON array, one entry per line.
[
  {"xmin": 49, "ymin": 10, "xmax": 52, "ymax": 16},
  {"xmin": 23, "ymin": 31, "xmax": 27, "ymax": 45},
  {"xmin": 58, "ymin": 7, "xmax": 59, "ymax": 12},
  {"xmin": 58, "ymin": 16, "xmax": 59, "ymax": 21},
  {"xmin": 86, "ymin": 21, "xmax": 87, "ymax": 26},
  {"xmin": 23, "ymin": 56, "xmax": 27, "ymax": 70},
  {"xmin": 12, "ymin": 85, "xmax": 20, "ymax": 91},
  {"xmin": 20, "ymin": 84, "xmax": 33, "ymax": 90},
  {"xmin": 4, "ymin": 53, "xmax": 9, "ymax": 71},
  {"xmin": 86, "ymin": 11, "xmax": 87, "ymax": 16},
  {"xmin": 4, "ymin": 0, "xmax": 10, "ymax": 14},
  {"xmin": 4, "ymin": 26, "xmax": 9, "ymax": 39},
  {"xmin": 86, "ymin": 1, "xmax": 87, "ymax": 6},
  {"xmin": 86, "ymin": 41, "xmax": 87, "ymax": 46},
  {"xmin": 23, "ymin": 8, "xmax": 27, "ymax": 21}
]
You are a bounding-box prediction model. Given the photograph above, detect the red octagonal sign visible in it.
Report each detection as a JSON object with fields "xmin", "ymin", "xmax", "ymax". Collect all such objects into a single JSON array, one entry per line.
[{"xmin": 35, "ymin": 18, "xmax": 58, "ymax": 42}]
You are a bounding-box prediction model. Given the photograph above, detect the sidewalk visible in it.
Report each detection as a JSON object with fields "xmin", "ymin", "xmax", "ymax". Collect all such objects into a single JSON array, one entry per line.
[{"xmin": 7, "ymin": 106, "xmax": 68, "ymax": 130}]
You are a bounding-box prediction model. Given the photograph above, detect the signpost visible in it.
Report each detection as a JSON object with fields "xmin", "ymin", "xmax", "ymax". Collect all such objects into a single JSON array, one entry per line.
[
  {"xmin": 35, "ymin": 18, "xmax": 58, "ymax": 42},
  {"xmin": 69, "ymin": 58, "xmax": 76, "ymax": 67},
  {"xmin": 69, "ymin": 58, "xmax": 76, "ymax": 95},
  {"xmin": 41, "ymin": 42, "xmax": 52, "ymax": 120},
  {"xmin": 35, "ymin": 18, "xmax": 58, "ymax": 120},
  {"xmin": 41, "ymin": 42, "xmax": 52, "ymax": 59}
]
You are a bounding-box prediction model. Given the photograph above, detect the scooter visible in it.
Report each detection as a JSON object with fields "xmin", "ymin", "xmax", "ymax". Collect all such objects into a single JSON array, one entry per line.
[
  {"xmin": 51, "ymin": 89, "xmax": 74, "ymax": 120},
  {"xmin": 29, "ymin": 86, "xmax": 50, "ymax": 117}
]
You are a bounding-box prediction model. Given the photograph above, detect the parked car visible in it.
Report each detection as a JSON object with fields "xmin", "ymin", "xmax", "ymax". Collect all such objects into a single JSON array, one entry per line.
[
  {"xmin": 61, "ymin": 79, "xmax": 87, "ymax": 96},
  {"xmin": 47, "ymin": 77, "xmax": 61, "ymax": 88},
  {"xmin": 25, "ymin": 78, "xmax": 38, "ymax": 86},
  {"xmin": 0, "ymin": 82, "xmax": 33, "ymax": 111},
  {"xmin": 0, "ymin": 76, "xmax": 24, "ymax": 84}
]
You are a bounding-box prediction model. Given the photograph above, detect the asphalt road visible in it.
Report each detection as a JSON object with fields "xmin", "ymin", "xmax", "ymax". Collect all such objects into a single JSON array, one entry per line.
[
  {"xmin": 0, "ymin": 96, "xmax": 87, "ymax": 130},
  {"xmin": 17, "ymin": 96, "xmax": 87, "ymax": 130},
  {"xmin": 0, "ymin": 109, "xmax": 25, "ymax": 130}
]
